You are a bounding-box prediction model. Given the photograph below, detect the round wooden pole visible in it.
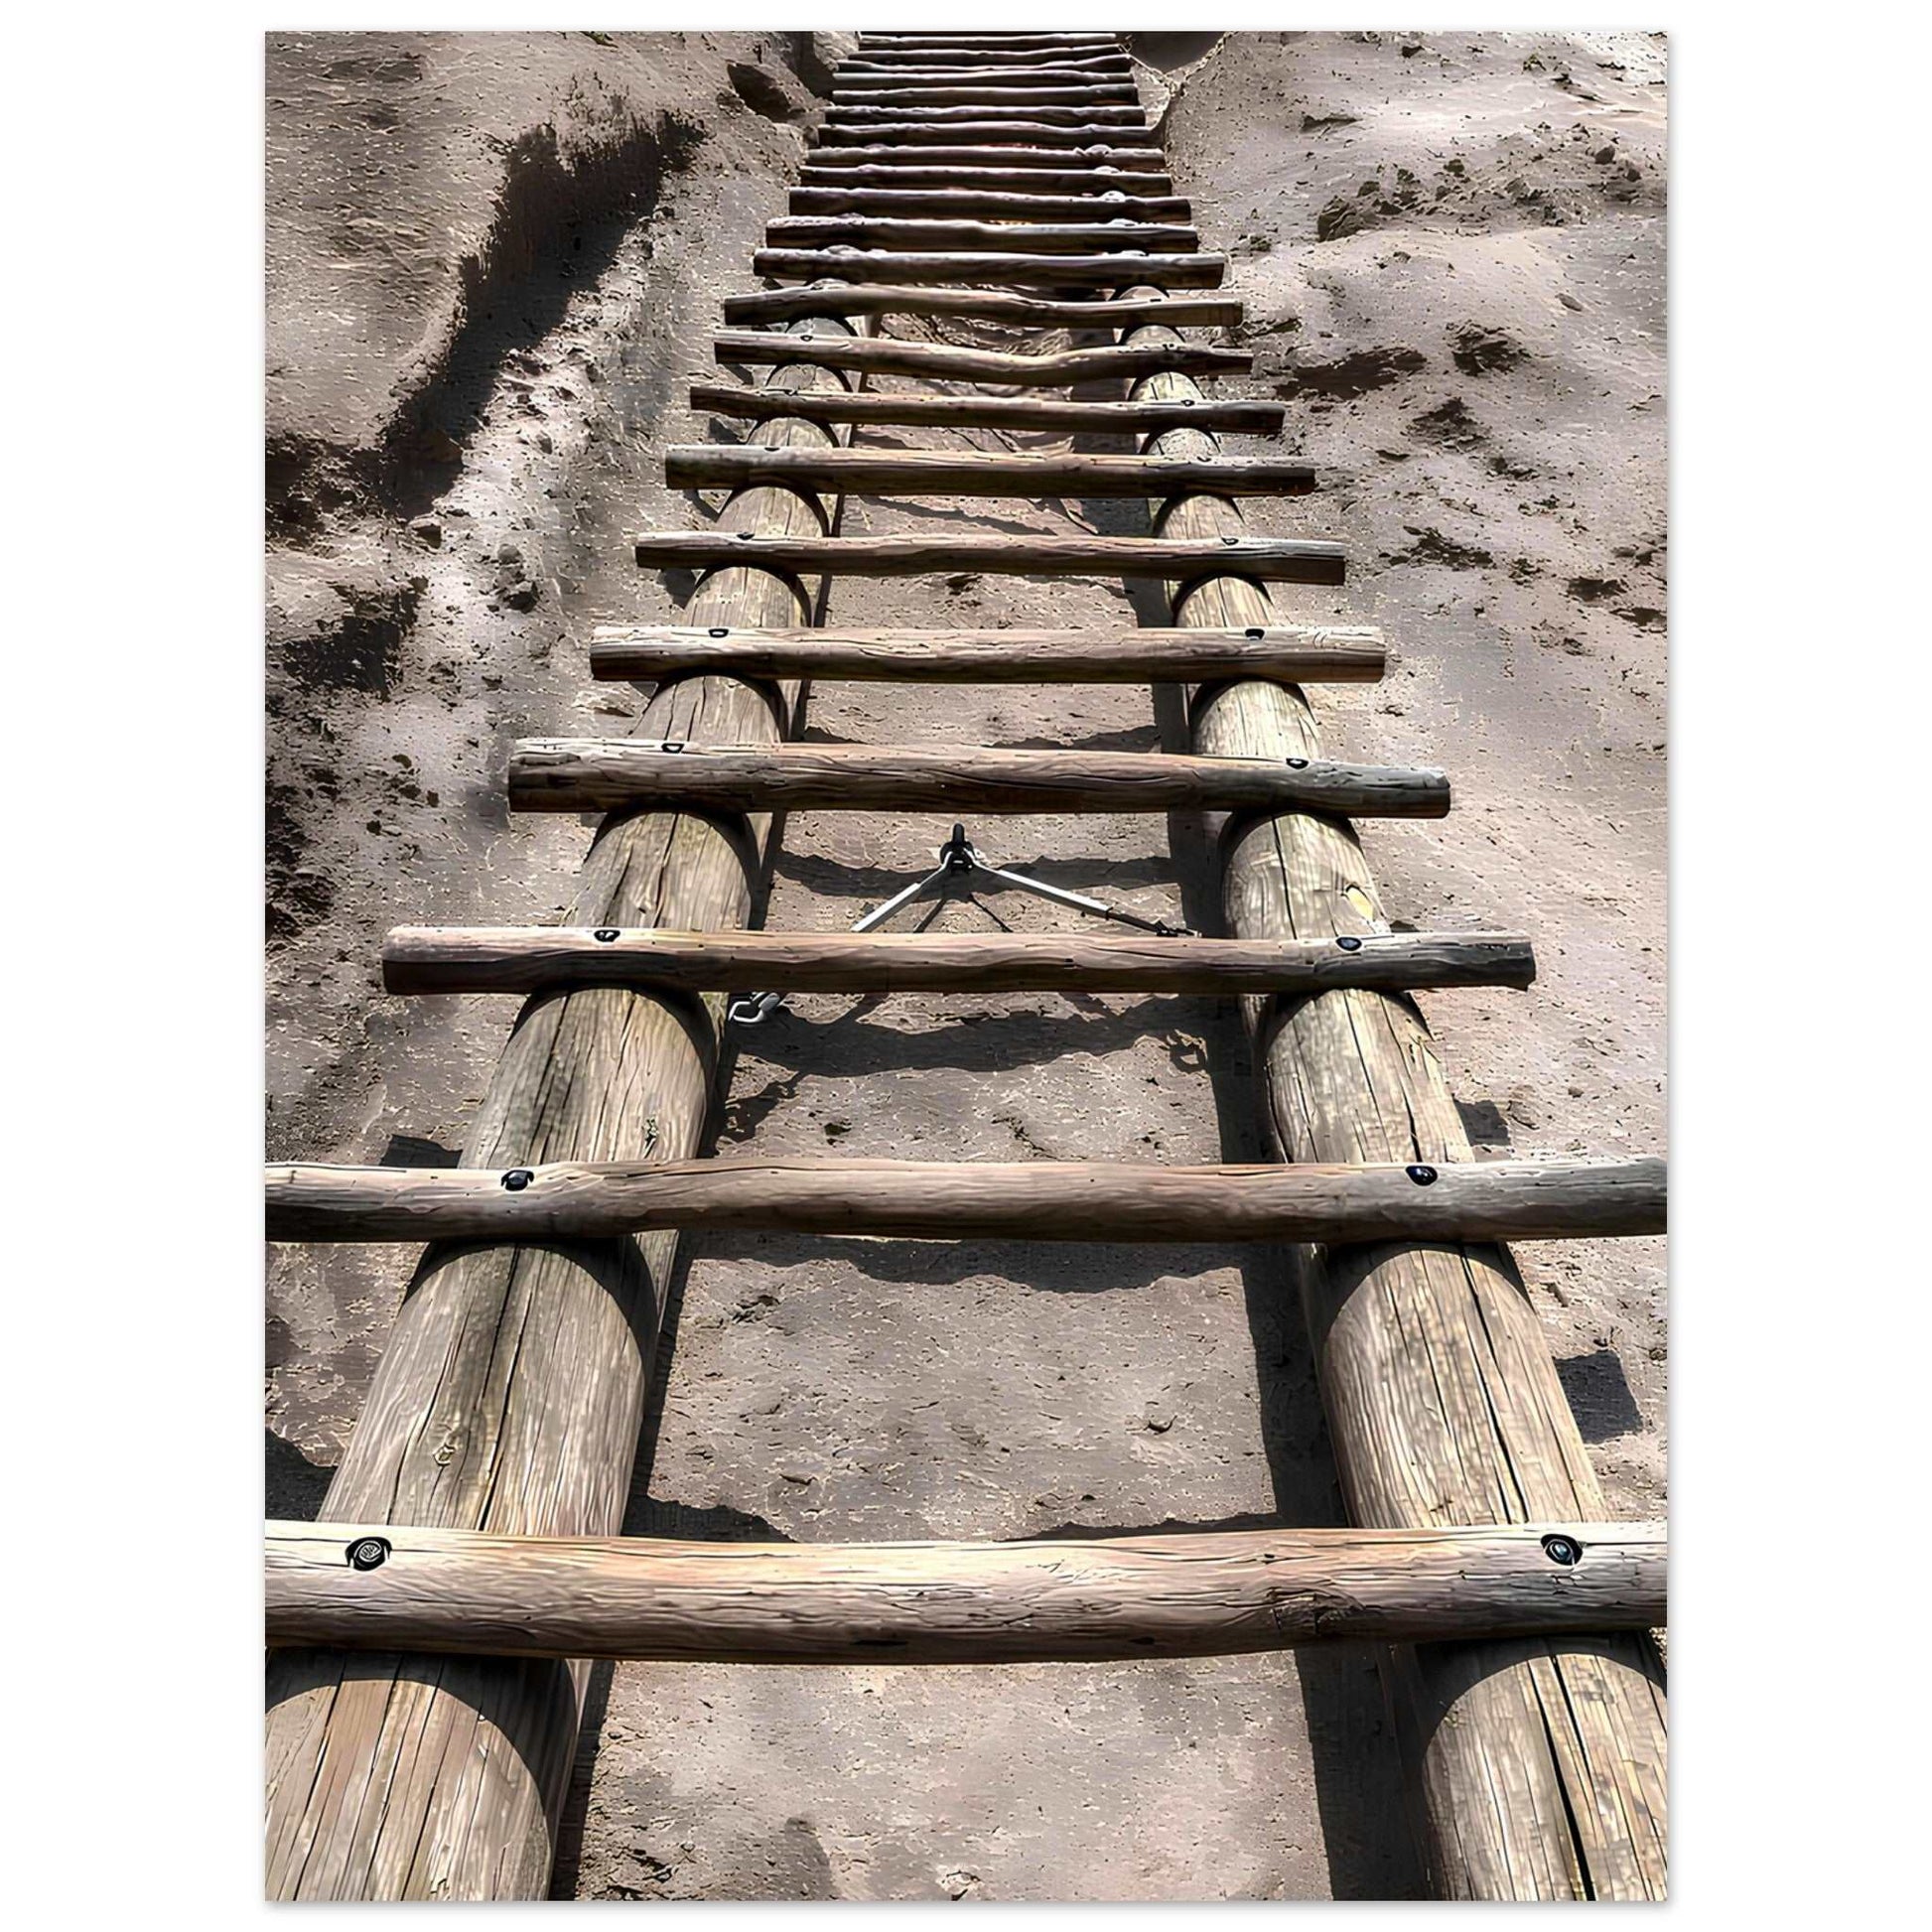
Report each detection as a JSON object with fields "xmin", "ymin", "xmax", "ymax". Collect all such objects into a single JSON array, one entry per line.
[
  {"xmin": 263, "ymin": 320, "xmax": 861, "ymax": 1901},
  {"xmin": 1121, "ymin": 287, "xmax": 1669, "ymax": 1900}
]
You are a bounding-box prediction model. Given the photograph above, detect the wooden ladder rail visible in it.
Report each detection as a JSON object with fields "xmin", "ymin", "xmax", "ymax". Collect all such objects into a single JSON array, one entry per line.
[
  {"xmin": 1123, "ymin": 287, "xmax": 1670, "ymax": 1898},
  {"xmin": 261, "ymin": 314, "xmax": 868, "ymax": 1901}
]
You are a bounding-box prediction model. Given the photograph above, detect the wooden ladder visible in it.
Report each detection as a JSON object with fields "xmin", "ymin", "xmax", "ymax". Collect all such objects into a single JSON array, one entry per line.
[{"xmin": 264, "ymin": 30, "xmax": 1667, "ymax": 1902}]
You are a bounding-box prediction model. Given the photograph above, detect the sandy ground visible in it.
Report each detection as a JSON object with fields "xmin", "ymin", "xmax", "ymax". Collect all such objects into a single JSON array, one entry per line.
[{"xmin": 266, "ymin": 29, "xmax": 1665, "ymax": 1901}]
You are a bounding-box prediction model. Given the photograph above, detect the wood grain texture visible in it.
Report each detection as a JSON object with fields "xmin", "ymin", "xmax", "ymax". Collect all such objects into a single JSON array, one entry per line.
[
  {"xmin": 803, "ymin": 145, "xmax": 1168, "ymax": 174},
  {"xmin": 507, "ymin": 740, "xmax": 1446, "ymax": 818},
  {"xmin": 587, "ymin": 623, "xmax": 1382, "ymax": 684},
  {"xmin": 846, "ymin": 56, "xmax": 1128, "ymax": 75},
  {"xmin": 814, "ymin": 125, "xmax": 1164, "ymax": 152},
  {"xmin": 269, "ymin": 1154, "xmax": 1660, "ymax": 1247},
  {"xmin": 788, "ymin": 185, "xmax": 1191, "ymax": 220},
  {"xmin": 689, "ymin": 381, "xmax": 1281, "ymax": 436},
  {"xmin": 825, "ymin": 103, "xmax": 1149, "ymax": 129},
  {"xmin": 753, "ymin": 246, "xmax": 1223, "ymax": 288},
  {"xmin": 712, "ymin": 329, "xmax": 1238, "ymax": 386},
  {"xmin": 801, "ymin": 160, "xmax": 1175, "ymax": 190},
  {"xmin": 631, "ymin": 532, "xmax": 1340, "ymax": 583},
  {"xmin": 266, "ymin": 1519, "xmax": 1667, "ymax": 1664},
  {"xmin": 764, "ymin": 214, "xmax": 1199, "ymax": 254},
  {"xmin": 263, "ymin": 314, "xmax": 864, "ymax": 1901},
  {"xmin": 1123, "ymin": 288, "xmax": 1670, "ymax": 1899},
  {"xmin": 379, "ymin": 926, "xmax": 1532, "ymax": 998},
  {"xmin": 724, "ymin": 285, "xmax": 1233, "ymax": 327},
  {"xmin": 667, "ymin": 444, "xmax": 1308, "ymax": 499},
  {"xmin": 834, "ymin": 84, "xmax": 1140, "ymax": 108}
]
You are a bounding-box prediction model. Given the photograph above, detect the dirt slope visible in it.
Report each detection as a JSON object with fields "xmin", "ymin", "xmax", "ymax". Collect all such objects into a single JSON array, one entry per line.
[{"xmin": 266, "ymin": 30, "xmax": 1665, "ymax": 1902}]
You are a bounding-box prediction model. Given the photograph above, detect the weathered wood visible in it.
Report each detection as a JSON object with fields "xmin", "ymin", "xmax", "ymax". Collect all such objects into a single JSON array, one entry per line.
[
  {"xmin": 668, "ymin": 444, "xmax": 1310, "ymax": 500},
  {"xmin": 765, "ymin": 214, "xmax": 1198, "ymax": 254},
  {"xmin": 789, "ymin": 185, "xmax": 1190, "ymax": 220},
  {"xmin": 270, "ymin": 1156, "xmax": 1660, "ymax": 1247},
  {"xmin": 379, "ymin": 926, "xmax": 1532, "ymax": 999},
  {"xmin": 711, "ymin": 330, "xmax": 1243, "ymax": 386},
  {"xmin": 838, "ymin": 63, "xmax": 1133, "ymax": 84},
  {"xmin": 263, "ymin": 311, "xmax": 865, "ymax": 1899},
  {"xmin": 803, "ymin": 145, "xmax": 1168, "ymax": 174},
  {"xmin": 755, "ymin": 247, "xmax": 1222, "ymax": 288},
  {"xmin": 632, "ymin": 530, "xmax": 1341, "ymax": 584},
  {"xmin": 266, "ymin": 1519, "xmax": 1667, "ymax": 1664},
  {"xmin": 587, "ymin": 623, "xmax": 1383, "ymax": 686},
  {"xmin": 861, "ymin": 33, "xmax": 1124, "ymax": 52},
  {"xmin": 723, "ymin": 285, "xmax": 1236, "ymax": 328},
  {"xmin": 690, "ymin": 381, "xmax": 1281, "ymax": 436},
  {"xmin": 507, "ymin": 740, "xmax": 1445, "ymax": 818},
  {"xmin": 845, "ymin": 49, "xmax": 1130, "ymax": 68},
  {"xmin": 835, "ymin": 83, "xmax": 1140, "ymax": 108},
  {"xmin": 1125, "ymin": 287, "xmax": 1671, "ymax": 1897},
  {"xmin": 814, "ymin": 123, "xmax": 1161, "ymax": 151},
  {"xmin": 826, "ymin": 109, "xmax": 1150, "ymax": 137},
  {"xmin": 845, "ymin": 50, "xmax": 1130, "ymax": 69},
  {"xmin": 802, "ymin": 159, "xmax": 1174, "ymax": 190}
]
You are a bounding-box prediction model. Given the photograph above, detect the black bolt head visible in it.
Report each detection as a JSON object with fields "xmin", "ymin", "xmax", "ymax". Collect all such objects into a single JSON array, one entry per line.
[
  {"xmin": 346, "ymin": 1536, "xmax": 391, "ymax": 1573},
  {"xmin": 593, "ymin": 928, "xmax": 621, "ymax": 942},
  {"xmin": 501, "ymin": 1169, "xmax": 535, "ymax": 1191},
  {"xmin": 1405, "ymin": 1164, "xmax": 1439, "ymax": 1185},
  {"xmin": 1286, "ymin": 757, "xmax": 1310, "ymax": 769},
  {"xmin": 1542, "ymin": 1533, "xmax": 1584, "ymax": 1568},
  {"xmin": 1336, "ymin": 935, "xmax": 1363, "ymax": 952},
  {"xmin": 1245, "ymin": 626, "xmax": 1265, "ymax": 639},
  {"xmin": 708, "ymin": 625, "xmax": 730, "ymax": 637}
]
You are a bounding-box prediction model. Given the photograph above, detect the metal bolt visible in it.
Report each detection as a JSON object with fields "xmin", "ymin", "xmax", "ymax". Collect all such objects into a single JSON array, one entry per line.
[
  {"xmin": 502, "ymin": 1169, "xmax": 535, "ymax": 1191},
  {"xmin": 1542, "ymin": 1533, "xmax": 1584, "ymax": 1568},
  {"xmin": 593, "ymin": 928, "xmax": 621, "ymax": 943},
  {"xmin": 1286, "ymin": 757, "xmax": 1310, "ymax": 769},
  {"xmin": 708, "ymin": 625, "xmax": 730, "ymax": 637},
  {"xmin": 1220, "ymin": 534, "xmax": 1239, "ymax": 546},
  {"xmin": 1336, "ymin": 935, "xmax": 1363, "ymax": 952},
  {"xmin": 1405, "ymin": 1164, "xmax": 1438, "ymax": 1185},
  {"xmin": 346, "ymin": 1536, "xmax": 391, "ymax": 1573}
]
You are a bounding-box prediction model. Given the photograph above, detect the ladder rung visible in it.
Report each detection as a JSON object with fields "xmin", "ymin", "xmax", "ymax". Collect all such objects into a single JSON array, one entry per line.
[
  {"xmin": 788, "ymin": 186, "xmax": 1191, "ymax": 221},
  {"xmin": 814, "ymin": 125, "xmax": 1163, "ymax": 152},
  {"xmin": 825, "ymin": 103, "xmax": 1149, "ymax": 128},
  {"xmin": 666, "ymin": 446, "xmax": 1311, "ymax": 499},
  {"xmin": 689, "ymin": 381, "xmax": 1282, "ymax": 436},
  {"xmin": 804, "ymin": 146, "xmax": 1168, "ymax": 174},
  {"xmin": 721, "ymin": 286, "xmax": 1235, "ymax": 328},
  {"xmin": 711, "ymin": 329, "xmax": 1240, "ymax": 387},
  {"xmin": 839, "ymin": 66, "xmax": 1133, "ymax": 87},
  {"xmin": 846, "ymin": 52, "xmax": 1132, "ymax": 71},
  {"xmin": 764, "ymin": 214, "xmax": 1199, "ymax": 254},
  {"xmin": 631, "ymin": 532, "xmax": 1341, "ymax": 585},
  {"xmin": 265, "ymin": 1516, "xmax": 1666, "ymax": 1663},
  {"xmin": 834, "ymin": 84, "xmax": 1141, "ymax": 108},
  {"xmin": 587, "ymin": 624, "xmax": 1381, "ymax": 684},
  {"xmin": 266, "ymin": 1154, "xmax": 1662, "ymax": 1246},
  {"xmin": 506, "ymin": 741, "xmax": 1444, "ymax": 817},
  {"xmin": 754, "ymin": 246, "xmax": 1222, "ymax": 288},
  {"xmin": 380, "ymin": 927, "xmax": 1535, "ymax": 998},
  {"xmin": 803, "ymin": 160, "xmax": 1173, "ymax": 190}
]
